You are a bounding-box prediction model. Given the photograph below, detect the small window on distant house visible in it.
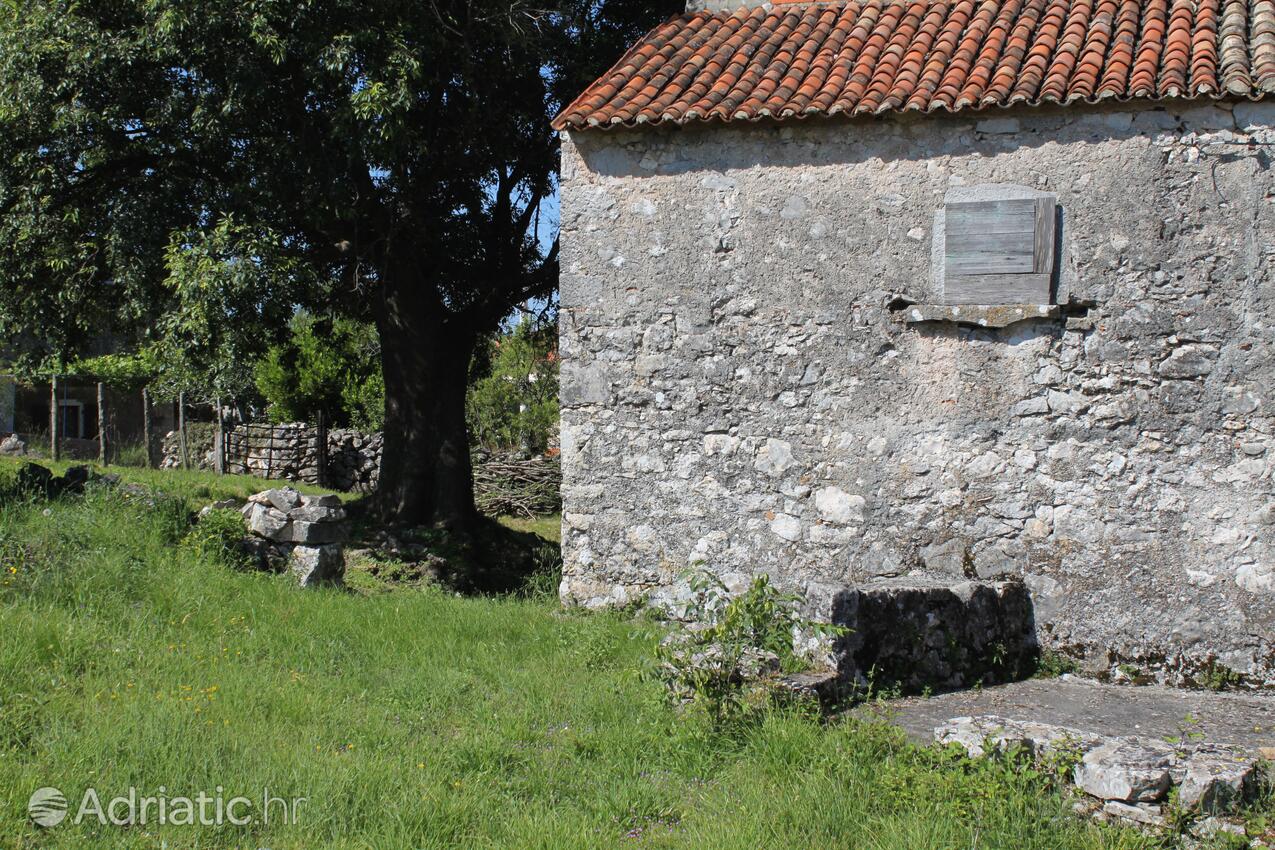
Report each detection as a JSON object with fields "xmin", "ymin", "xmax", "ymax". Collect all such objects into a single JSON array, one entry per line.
[{"xmin": 939, "ymin": 190, "xmax": 1056, "ymax": 305}]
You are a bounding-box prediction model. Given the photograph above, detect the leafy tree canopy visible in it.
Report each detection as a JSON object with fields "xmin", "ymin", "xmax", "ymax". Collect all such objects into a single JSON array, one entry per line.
[{"xmin": 0, "ymin": 0, "xmax": 682, "ymax": 526}]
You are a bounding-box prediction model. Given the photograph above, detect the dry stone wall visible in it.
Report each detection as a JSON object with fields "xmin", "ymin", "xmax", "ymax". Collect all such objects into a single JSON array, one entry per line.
[
  {"xmin": 558, "ymin": 99, "xmax": 1275, "ymax": 687},
  {"xmin": 161, "ymin": 425, "xmax": 563, "ymax": 511},
  {"xmin": 162, "ymin": 423, "xmax": 382, "ymax": 492}
]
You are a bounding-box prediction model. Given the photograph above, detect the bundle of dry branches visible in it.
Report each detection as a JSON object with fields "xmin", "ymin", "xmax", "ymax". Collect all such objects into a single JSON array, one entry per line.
[{"xmin": 473, "ymin": 453, "xmax": 561, "ymax": 518}]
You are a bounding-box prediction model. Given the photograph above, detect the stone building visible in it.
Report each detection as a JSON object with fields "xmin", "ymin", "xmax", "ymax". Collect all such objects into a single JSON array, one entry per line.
[{"xmin": 554, "ymin": 0, "xmax": 1275, "ymax": 688}]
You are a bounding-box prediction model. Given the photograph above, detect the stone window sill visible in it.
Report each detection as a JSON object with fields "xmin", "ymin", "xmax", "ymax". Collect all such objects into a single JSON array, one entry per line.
[{"xmin": 896, "ymin": 303, "xmax": 1060, "ymax": 329}]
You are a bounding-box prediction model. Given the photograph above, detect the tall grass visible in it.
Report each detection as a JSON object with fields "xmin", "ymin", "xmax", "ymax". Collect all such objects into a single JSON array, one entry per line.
[{"xmin": 0, "ymin": 472, "xmax": 1156, "ymax": 849}]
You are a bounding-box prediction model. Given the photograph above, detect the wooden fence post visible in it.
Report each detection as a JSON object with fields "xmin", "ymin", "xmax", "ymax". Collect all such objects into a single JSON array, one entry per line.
[
  {"xmin": 97, "ymin": 382, "xmax": 107, "ymax": 465},
  {"xmin": 178, "ymin": 391, "xmax": 189, "ymax": 470},
  {"xmin": 141, "ymin": 387, "xmax": 154, "ymax": 468},
  {"xmin": 214, "ymin": 396, "xmax": 225, "ymax": 475},
  {"xmin": 49, "ymin": 375, "xmax": 60, "ymax": 462},
  {"xmin": 265, "ymin": 422, "xmax": 274, "ymax": 480},
  {"xmin": 316, "ymin": 409, "xmax": 327, "ymax": 487}
]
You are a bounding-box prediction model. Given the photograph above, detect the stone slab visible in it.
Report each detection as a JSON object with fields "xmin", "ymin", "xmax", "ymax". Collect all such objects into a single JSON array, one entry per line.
[
  {"xmin": 1074, "ymin": 738, "xmax": 1175, "ymax": 802},
  {"xmin": 859, "ymin": 676, "xmax": 1275, "ymax": 757}
]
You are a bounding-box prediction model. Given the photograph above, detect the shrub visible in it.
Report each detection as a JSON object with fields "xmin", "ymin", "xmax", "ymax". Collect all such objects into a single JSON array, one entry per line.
[
  {"xmin": 255, "ymin": 312, "xmax": 384, "ymax": 430},
  {"xmin": 1035, "ymin": 649, "xmax": 1079, "ymax": 678},
  {"xmin": 111, "ymin": 441, "xmax": 152, "ymax": 468},
  {"xmin": 466, "ymin": 317, "xmax": 558, "ymax": 453},
  {"xmin": 515, "ymin": 541, "xmax": 563, "ymax": 600},
  {"xmin": 180, "ymin": 508, "xmax": 252, "ymax": 570},
  {"xmin": 654, "ymin": 571, "xmax": 844, "ymax": 728}
]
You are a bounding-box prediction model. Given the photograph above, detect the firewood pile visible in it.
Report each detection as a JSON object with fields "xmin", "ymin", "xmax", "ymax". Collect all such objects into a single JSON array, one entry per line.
[{"xmin": 473, "ymin": 453, "xmax": 561, "ymax": 518}]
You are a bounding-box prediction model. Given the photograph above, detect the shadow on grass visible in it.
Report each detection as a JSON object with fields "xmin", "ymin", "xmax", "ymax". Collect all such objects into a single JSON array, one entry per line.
[{"xmin": 342, "ymin": 497, "xmax": 561, "ymax": 598}]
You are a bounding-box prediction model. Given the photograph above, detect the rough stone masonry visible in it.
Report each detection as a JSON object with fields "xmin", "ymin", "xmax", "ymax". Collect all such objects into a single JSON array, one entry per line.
[{"xmin": 557, "ymin": 98, "xmax": 1275, "ymax": 688}]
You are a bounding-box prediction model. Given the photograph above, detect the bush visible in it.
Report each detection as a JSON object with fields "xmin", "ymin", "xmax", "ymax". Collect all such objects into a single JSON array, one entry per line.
[
  {"xmin": 466, "ymin": 317, "xmax": 558, "ymax": 453},
  {"xmin": 180, "ymin": 508, "xmax": 252, "ymax": 570},
  {"xmin": 515, "ymin": 541, "xmax": 563, "ymax": 600},
  {"xmin": 255, "ymin": 312, "xmax": 384, "ymax": 430},
  {"xmin": 654, "ymin": 571, "xmax": 844, "ymax": 728},
  {"xmin": 112, "ymin": 441, "xmax": 152, "ymax": 468}
]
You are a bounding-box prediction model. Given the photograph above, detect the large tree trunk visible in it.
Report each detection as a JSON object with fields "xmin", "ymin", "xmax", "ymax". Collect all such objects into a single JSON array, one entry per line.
[{"xmin": 375, "ymin": 280, "xmax": 479, "ymax": 531}]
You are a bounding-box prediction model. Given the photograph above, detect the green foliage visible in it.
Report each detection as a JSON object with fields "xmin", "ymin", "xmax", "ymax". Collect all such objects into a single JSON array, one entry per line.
[
  {"xmin": 1036, "ymin": 649, "xmax": 1080, "ymax": 678},
  {"xmin": 153, "ymin": 215, "xmax": 316, "ymax": 403},
  {"xmin": 467, "ymin": 317, "xmax": 559, "ymax": 452},
  {"xmin": 515, "ymin": 540, "xmax": 564, "ymax": 600},
  {"xmin": 0, "ymin": 0, "xmax": 682, "ymax": 523},
  {"xmin": 654, "ymin": 571, "xmax": 846, "ymax": 728},
  {"xmin": 255, "ymin": 312, "xmax": 384, "ymax": 429},
  {"xmin": 256, "ymin": 311, "xmax": 558, "ymax": 440},
  {"xmin": 180, "ymin": 507, "xmax": 252, "ymax": 571},
  {"xmin": 111, "ymin": 441, "xmax": 151, "ymax": 469},
  {"xmin": 1197, "ymin": 661, "xmax": 1243, "ymax": 692},
  {"xmin": 1036, "ymin": 736, "xmax": 1089, "ymax": 786},
  {"xmin": 63, "ymin": 352, "xmax": 157, "ymax": 387}
]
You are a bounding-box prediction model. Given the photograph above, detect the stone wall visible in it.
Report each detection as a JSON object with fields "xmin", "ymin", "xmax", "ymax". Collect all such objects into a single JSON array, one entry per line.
[
  {"xmin": 162, "ymin": 423, "xmax": 382, "ymax": 492},
  {"xmin": 160, "ymin": 424, "xmax": 563, "ymax": 510},
  {"xmin": 558, "ymin": 99, "xmax": 1275, "ymax": 687}
]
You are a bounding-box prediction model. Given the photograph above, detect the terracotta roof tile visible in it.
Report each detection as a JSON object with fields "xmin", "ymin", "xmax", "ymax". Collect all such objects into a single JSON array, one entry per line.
[{"xmin": 554, "ymin": 0, "xmax": 1274, "ymax": 130}]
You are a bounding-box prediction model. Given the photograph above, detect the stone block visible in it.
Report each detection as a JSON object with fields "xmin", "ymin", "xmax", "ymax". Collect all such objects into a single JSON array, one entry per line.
[
  {"xmin": 774, "ymin": 670, "xmax": 842, "ymax": 704},
  {"xmin": 754, "ymin": 438, "xmax": 796, "ymax": 477},
  {"xmin": 1157, "ymin": 345, "xmax": 1218, "ymax": 379},
  {"xmin": 813, "ymin": 486, "xmax": 866, "ymax": 524},
  {"xmin": 560, "ymin": 364, "xmax": 610, "ymax": 405},
  {"xmin": 198, "ymin": 498, "xmax": 240, "ymax": 519},
  {"xmin": 289, "ymin": 520, "xmax": 349, "ymax": 545},
  {"xmin": 1012, "ymin": 397, "xmax": 1050, "ymax": 417},
  {"xmin": 246, "ymin": 503, "xmax": 292, "ymax": 541},
  {"xmin": 920, "ymin": 538, "xmax": 970, "ymax": 576},
  {"xmin": 290, "ymin": 544, "xmax": 345, "ymax": 587},
  {"xmin": 305, "ymin": 493, "xmax": 343, "ymax": 508},
  {"xmin": 1177, "ymin": 744, "xmax": 1259, "ymax": 813},
  {"xmin": 15, "ymin": 462, "xmax": 54, "ymax": 497},
  {"xmin": 935, "ymin": 716, "xmax": 1104, "ymax": 760},
  {"xmin": 1100, "ymin": 800, "xmax": 1165, "ymax": 827},
  {"xmin": 1074, "ymin": 739, "xmax": 1176, "ymax": 803},
  {"xmin": 288, "ymin": 504, "xmax": 347, "ymax": 523},
  {"xmin": 264, "ymin": 488, "xmax": 303, "ymax": 512}
]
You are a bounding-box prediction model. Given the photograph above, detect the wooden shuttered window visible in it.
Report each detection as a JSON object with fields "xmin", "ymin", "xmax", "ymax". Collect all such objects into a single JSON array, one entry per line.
[{"xmin": 941, "ymin": 195, "xmax": 1056, "ymax": 305}]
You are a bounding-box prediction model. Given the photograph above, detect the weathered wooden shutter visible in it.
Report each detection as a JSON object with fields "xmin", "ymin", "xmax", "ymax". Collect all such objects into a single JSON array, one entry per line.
[{"xmin": 941, "ymin": 195, "xmax": 1055, "ymax": 304}]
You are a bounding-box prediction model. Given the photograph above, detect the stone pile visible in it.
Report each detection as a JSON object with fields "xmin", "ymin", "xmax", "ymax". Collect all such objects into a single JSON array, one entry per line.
[
  {"xmin": 936, "ymin": 715, "xmax": 1265, "ymax": 830},
  {"xmin": 0, "ymin": 434, "xmax": 26, "ymax": 456},
  {"xmin": 240, "ymin": 487, "xmax": 348, "ymax": 587}
]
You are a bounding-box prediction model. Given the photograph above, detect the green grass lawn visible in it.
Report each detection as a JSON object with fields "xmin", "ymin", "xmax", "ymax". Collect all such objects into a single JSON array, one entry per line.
[{"xmin": 0, "ymin": 464, "xmax": 1159, "ymax": 849}]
